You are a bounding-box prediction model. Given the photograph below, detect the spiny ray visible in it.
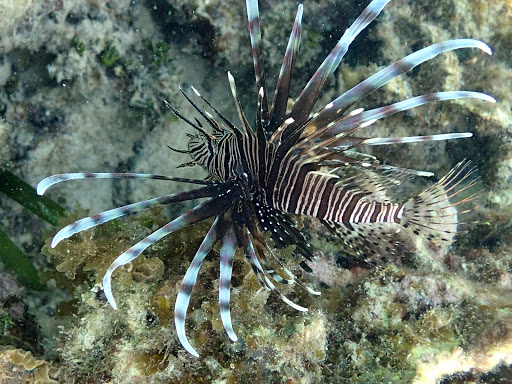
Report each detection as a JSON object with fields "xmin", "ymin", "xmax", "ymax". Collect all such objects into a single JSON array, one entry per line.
[
  {"xmin": 190, "ymin": 86, "xmax": 242, "ymax": 136},
  {"xmin": 50, "ymin": 185, "xmax": 221, "ymax": 248},
  {"xmin": 246, "ymin": 0, "xmax": 269, "ymax": 124},
  {"xmin": 308, "ymin": 39, "xmax": 492, "ymax": 130},
  {"xmin": 269, "ymin": 4, "xmax": 303, "ymax": 131},
  {"xmin": 286, "ymin": 0, "xmax": 392, "ymax": 135},
  {"xmin": 241, "ymin": 228, "xmax": 308, "ymax": 312},
  {"xmin": 164, "ymin": 100, "xmax": 213, "ymax": 139},
  {"xmin": 307, "ymin": 91, "xmax": 495, "ymax": 152},
  {"xmin": 36, "ymin": 172, "xmax": 214, "ymax": 196},
  {"xmin": 103, "ymin": 195, "xmax": 229, "ymax": 311},
  {"xmin": 175, "ymin": 215, "xmax": 223, "ymax": 357},
  {"xmin": 218, "ymin": 224, "xmax": 238, "ymax": 342},
  {"xmin": 353, "ymin": 132, "xmax": 473, "ymax": 147},
  {"xmin": 227, "ymin": 71, "xmax": 252, "ymax": 133},
  {"xmin": 178, "ymin": 87, "xmax": 225, "ymax": 135}
]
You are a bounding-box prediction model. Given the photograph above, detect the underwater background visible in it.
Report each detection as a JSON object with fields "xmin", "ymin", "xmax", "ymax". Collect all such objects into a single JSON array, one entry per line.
[{"xmin": 0, "ymin": 0, "xmax": 511, "ymax": 382}]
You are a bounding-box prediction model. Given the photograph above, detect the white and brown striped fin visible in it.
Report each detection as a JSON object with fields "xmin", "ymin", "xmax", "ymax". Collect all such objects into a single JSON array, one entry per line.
[
  {"xmin": 189, "ymin": 86, "xmax": 241, "ymax": 135},
  {"xmin": 103, "ymin": 194, "xmax": 230, "ymax": 312},
  {"xmin": 323, "ymin": 92, "xmax": 495, "ymax": 141},
  {"xmin": 285, "ymin": 0, "xmax": 392, "ymax": 137},
  {"xmin": 237, "ymin": 226, "xmax": 308, "ymax": 312},
  {"xmin": 323, "ymin": 220, "xmax": 406, "ymax": 264},
  {"xmin": 307, "ymin": 39, "xmax": 492, "ymax": 131},
  {"xmin": 36, "ymin": 172, "xmax": 214, "ymax": 196},
  {"xmin": 249, "ymin": 218, "xmax": 320, "ymax": 295},
  {"xmin": 323, "ymin": 132, "xmax": 473, "ymax": 151},
  {"xmin": 164, "ymin": 100, "xmax": 214, "ymax": 139},
  {"xmin": 400, "ymin": 160, "xmax": 479, "ymax": 243},
  {"xmin": 268, "ymin": 4, "xmax": 303, "ymax": 131},
  {"xmin": 303, "ymin": 92, "xmax": 495, "ymax": 153},
  {"xmin": 227, "ymin": 71, "xmax": 253, "ymax": 133},
  {"xmin": 179, "ymin": 87, "xmax": 225, "ymax": 135},
  {"xmin": 254, "ymin": 203, "xmax": 315, "ymax": 262},
  {"xmin": 50, "ymin": 185, "xmax": 222, "ymax": 248},
  {"xmin": 174, "ymin": 214, "xmax": 224, "ymax": 357},
  {"xmin": 246, "ymin": 0, "xmax": 269, "ymax": 125},
  {"xmin": 218, "ymin": 224, "xmax": 238, "ymax": 342}
]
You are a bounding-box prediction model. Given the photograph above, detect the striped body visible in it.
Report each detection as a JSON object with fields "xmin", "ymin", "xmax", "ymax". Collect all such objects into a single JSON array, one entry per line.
[{"xmin": 189, "ymin": 121, "xmax": 407, "ymax": 230}]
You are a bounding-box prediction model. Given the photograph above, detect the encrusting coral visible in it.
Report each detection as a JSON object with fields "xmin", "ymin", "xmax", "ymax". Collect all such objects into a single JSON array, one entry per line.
[{"xmin": 0, "ymin": 346, "xmax": 57, "ymax": 384}]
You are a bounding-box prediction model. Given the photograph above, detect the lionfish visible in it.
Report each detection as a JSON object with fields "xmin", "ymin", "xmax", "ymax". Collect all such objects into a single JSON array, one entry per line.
[{"xmin": 38, "ymin": 0, "xmax": 494, "ymax": 357}]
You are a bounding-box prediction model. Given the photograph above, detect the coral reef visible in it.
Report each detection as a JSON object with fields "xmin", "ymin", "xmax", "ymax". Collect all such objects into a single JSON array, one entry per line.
[{"xmin": 0, "ymin": 0, "xmax": 511, "ymax": 383}]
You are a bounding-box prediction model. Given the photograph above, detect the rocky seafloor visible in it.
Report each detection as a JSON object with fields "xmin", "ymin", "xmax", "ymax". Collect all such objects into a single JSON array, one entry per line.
[{"xmin": 0, "ymin": 0, "xmax": 511, "ymax": 383}]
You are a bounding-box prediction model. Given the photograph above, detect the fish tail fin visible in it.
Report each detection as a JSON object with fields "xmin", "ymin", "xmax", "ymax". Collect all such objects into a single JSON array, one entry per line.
[{"xmin": 400, "ymin": 160, "xmax": 479, "ymax": 244}]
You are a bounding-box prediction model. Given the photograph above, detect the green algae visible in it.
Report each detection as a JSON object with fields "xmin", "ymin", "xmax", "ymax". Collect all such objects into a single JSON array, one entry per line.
[
  {"xmin": 0, "ymin": 169, "xmax": 65, "ymax": 290},
  {"xmin": 0, "ymin": 169, "xmax": 65, "ymax": 227},
  {"xmin": 100, "ymin": 43, "xmax": 120, "ymax": 67},
  {"xmin": 0, "ymin": 227, "xmax": 44, "ymax": 290}
]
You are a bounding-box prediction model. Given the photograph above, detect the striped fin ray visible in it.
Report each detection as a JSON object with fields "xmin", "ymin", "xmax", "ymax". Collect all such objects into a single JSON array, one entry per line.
[
  {"xmin": 254, "ymin": 204, "xmax": 315, "ymax": 262},
  {"xmin": 178, "ymin": 87, "xmax": 225, "ymax": 135},
  {"xmin": 268, "ymin": 4, "xmax": 303, "ymax": 131},
  {"xmin": 282, "ymin": 0, "xmax": 392, "ymax": 143},
  {"xmin": 246, "ymin": 0, "xmax": 269, "ymax": 125},
  {"xmin": 227, "ymin": 71, "xmax": 252, "ymax": 133},
  {"xmin": 103, "ymin": 195, "xmax": 229, "ymax": 312},
  {"xmin": 253, "ymin": 241, "xmax": 294, "ymax": 285},
  {"xmin": 36, "ymin": 172, "xmax": 214, "ymax": 196},
  {"xmin": 247, "ymin": 217, "xmax": 303, "ymax": 287},
  {"xmin": 307, "ymin": 39, "xmax": 492, "ymax": 131},
  {"xmin": 218, "ymin": 223, "xmax": 238, "ymax": 342},
  {"xmin": 164, "ymin": 100, "xmax": 214, "ymax": 139},
  {"xmin": 323, "ymin": 220, "xmax": 405, "ymax": 264},
  {"xmin": 307, "ymin": 91, "xmax": 496, "ymax": 152},
  {"xmin": 236, "ymin": 226, "xmax": 308, "ymax": 312},
  {"xmin": 245, "ymin": 229, "xmax": 308, "ymax": 312},
  {"xmin": 50, "ymin": 185, "xmax": 223, "ymax": 248},
  {"xmin": 175, "ymin": 215, "xmax": 223, "ymax": 358},
  {"xmin": 232, "ymin": 224, "xmax": 269, "ymax": 290},
  {"xmin": 400, "ymin": 160, "xmax": 479, "ymax": 242},
  {"xmin": 323, "ymin": 158, "xmax": 434, "ymax": 184},
  {"xmin": 190, "ymin": 86, "xmax": 241, "ymax": 135},
  {"xmin": 328, "ymin": 132, "xmax": 473, "ymax": 149},
  {"xmin": 253, "ymin": 232, "xmax": 321, "ymax": 295}
]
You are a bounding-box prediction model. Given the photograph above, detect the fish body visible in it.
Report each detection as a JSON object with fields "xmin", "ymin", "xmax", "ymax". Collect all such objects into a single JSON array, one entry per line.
[{"xmin": 38, "ymin": 0, "xmax": 493, "ymax": 357}]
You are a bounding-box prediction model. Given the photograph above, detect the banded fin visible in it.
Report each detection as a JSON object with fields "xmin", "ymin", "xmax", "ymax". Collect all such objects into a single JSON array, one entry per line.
[
  {"xmin": 236, "ymin": 226, "xmax": 308, "ymax": 312},
  {"xmin": 218, "ymin": 224, "xmax": 238, "ymax": 342},
  {"xmin": 36, "ymin": 172, "xmax": 214, "ymax": 196},
  {"xmin": 103, "ymin": 195, "xmax": 229, "ymax": 311},
  {"xmin": 323, "ymin": 220, "xmax": 407, "ymax": 265},
  {"xmin": 164, "ymin": 100, "xmax": 214, "ymax": 139},
  {"xmin": 308, "ymin": 39, "xmax": 492, "ymax": 130},
  {"xmin": 175, "ymin": 215, "xmax": 223, "ymax": 357},
  {"xmin": 246, "ymin": 0, "xmax": 269, "ymax": 125},
  {"xmin": 250, "ymin": 221, "xmax": 320, "ymax": 295},
  {"xmin": 400, "ymin": 160, "xmax": 479, "ymax": 243},
  {"xmin": 227, "ymin": 72, "xmax": 252, "ymax": 133},
  {"xmin": 254, "ymin": 204, "xmax": 315, "ymax": 261},
  {"xmin": 287, "ymin": 0, "xmax": 392, "ymax": 132},
  {"xmin": 50, "ymin": 185, "xmax": 220, "ymax": 248},
  {"xmin": 269, "ymin": 4, "xmax": 303, "ymax": 131},
  {"xmin": 189, "ymin": 86, "xmax": 240, "ymax": 135},
  {"xmin": 179, "ymin": 87, "xmax": 225, "ymax": 135},
  {"xmin": 323, "ymin": 132, "xmax": 473, "ymax": 150},
  {"xmin": 307, "ymin": 91, "xmax": 495, "ymax": 152}
]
